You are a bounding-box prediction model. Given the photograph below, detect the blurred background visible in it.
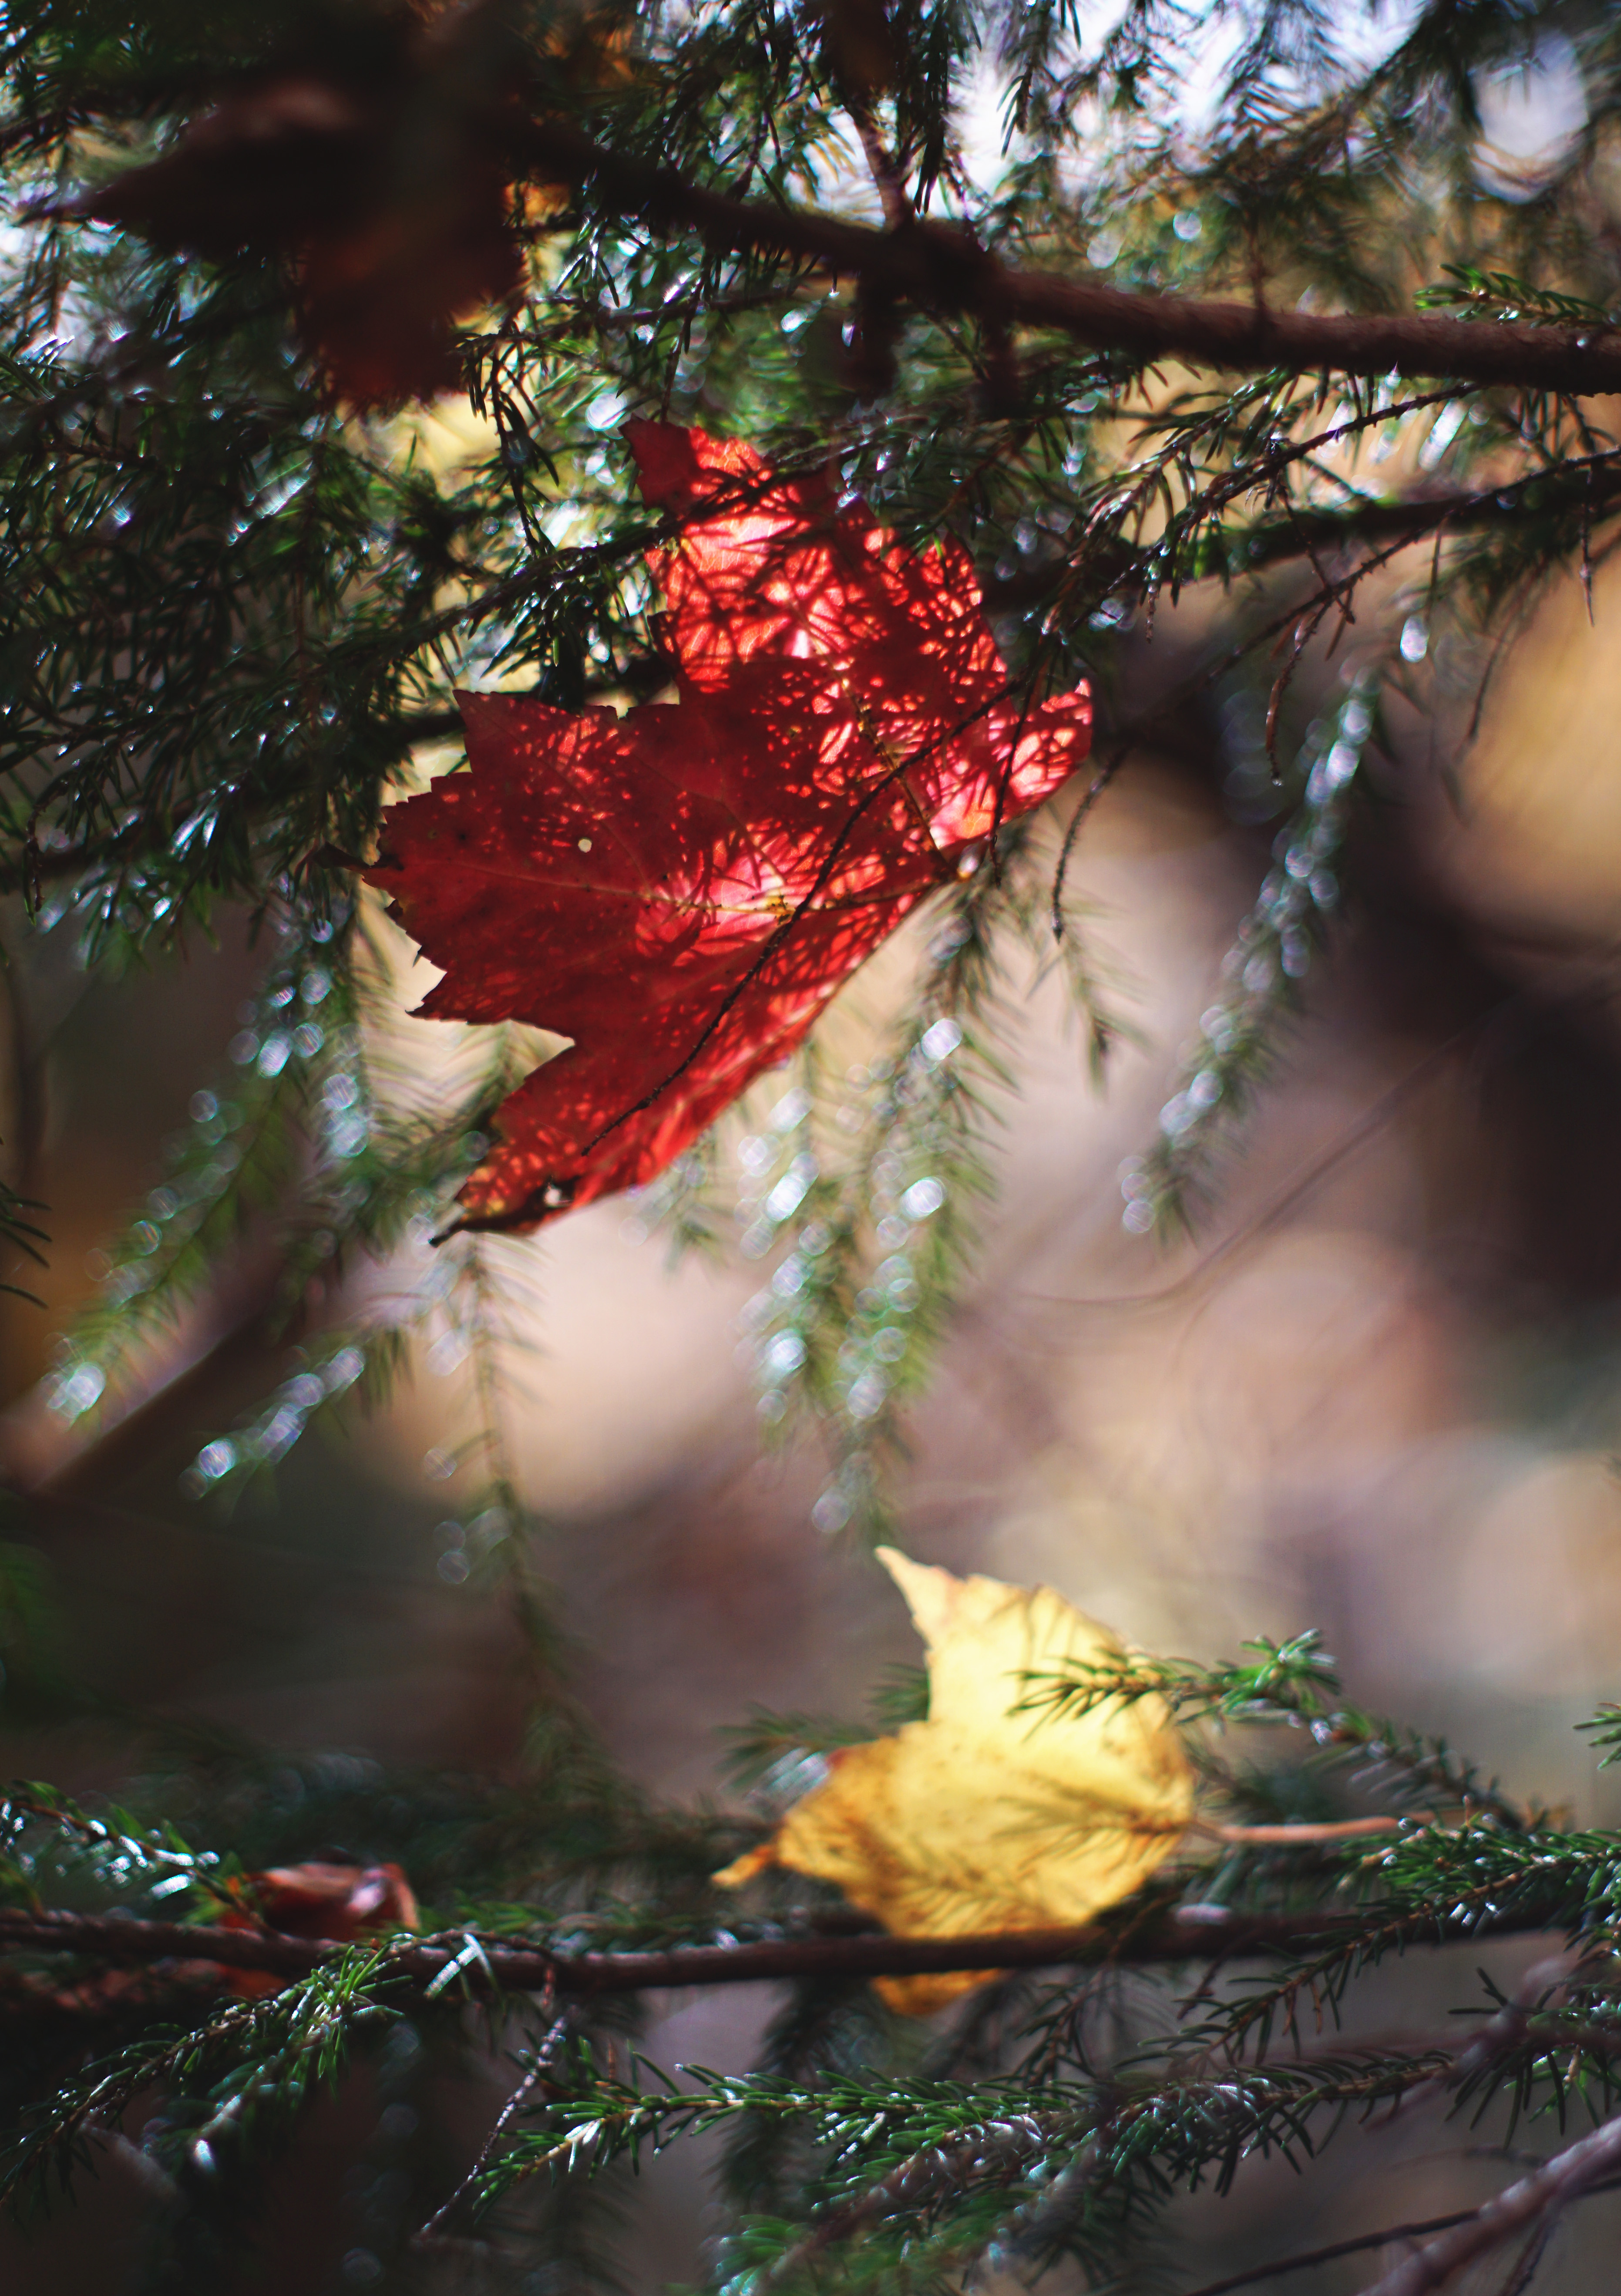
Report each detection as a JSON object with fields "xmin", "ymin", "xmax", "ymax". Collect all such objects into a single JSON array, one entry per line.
[{"xmin": 6, "ymin": 542, "xmax": 1621, "ymax": 2287}]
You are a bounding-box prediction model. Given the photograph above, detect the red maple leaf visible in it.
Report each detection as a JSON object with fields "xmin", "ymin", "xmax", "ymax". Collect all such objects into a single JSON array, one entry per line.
[{"xmin": 372, "ymin": 424, "xmax": 1091, "ymax": 1232}]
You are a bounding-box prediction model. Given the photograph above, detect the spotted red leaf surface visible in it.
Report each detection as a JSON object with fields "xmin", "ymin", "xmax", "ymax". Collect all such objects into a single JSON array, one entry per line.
[{"xmin": 372, "ymin": 424, "xmax": 1091, "ymax": 1232}]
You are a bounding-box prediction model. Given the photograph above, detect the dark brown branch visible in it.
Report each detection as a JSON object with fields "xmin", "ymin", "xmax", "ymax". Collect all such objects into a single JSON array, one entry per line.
[
  {"xmin": 848, "ymin": 106, "xmax": 911, "ymax": 233},
  {"xmin": 521, "ymin": 118, "xmax": 1621, "ymax": 396},
  {"xmin": 0, "ymin": 1902, "xmax": 1566, "ymax": 1997}
]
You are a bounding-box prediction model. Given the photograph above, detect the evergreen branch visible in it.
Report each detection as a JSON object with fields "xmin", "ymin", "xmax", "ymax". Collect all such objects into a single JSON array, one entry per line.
[
  {"xmin": 31, "ymin": 1280, "xmax": 290, "ymax": 1502},
  {"xmin": 1172, "ymin": 1827, "xmax": 1621, "ymax": 2067},
  {"xmin": 0, "ymin": 1939, "xmax": 398, "ymax": 2221},
  {"xmin": 521, "ymin": 118, "xmax": 1621, "ymax": 394},
  {"xmin": 750, "ymin": 2104, "xmax": 1057, "ymax": 2291},
  {"xmin": 989, "ymin": 450, "xmax": 1621, "ymax": 611},
  {"xmin": 734, "ymin": 824, "xmax": 1080, "ymax": 1536},
  {"xmin": 718, "ymin": 1974, "xmax": 894, "ymax": 2215},
  {"xmin": 422, "ymin": 1221, "xmax": 579, "ymax": 1680},
  {"xmin": 0, "ymin": 1783, "xmax": 223, "ymax": 1905},
  {"xmin": 39, "ymin": 930, "xmax": 388, "ymax": 1483},
  {"xmin": 486, "ymin": 2040, "xmax": 1571, "ymax": 2265},
  {"xmin": 719, "ymin": 1666, "xmax": 930, "ymax": 1798},
  {"xmin": 1019, "ymin": 1629, "xmax": 1528, "ymax": 1832},
  {"xmin": 16, "ymin": 711, "xmax": 464, "ymax": 888},
  {"xmin": 1582, "ymin": 1705, "xmax": 1621, "ymax": 1773},
  {"xmin": 1018, "ymin": 1628, "xmax": 1344, "ymax": 1733},
  {"xmin": 1124, "ymin": 673, "xmax": 1378, "ymax": 1239},
  {"xmin": 718, "ymin": 1710, "xmax": 882, "ymax": 1792}
]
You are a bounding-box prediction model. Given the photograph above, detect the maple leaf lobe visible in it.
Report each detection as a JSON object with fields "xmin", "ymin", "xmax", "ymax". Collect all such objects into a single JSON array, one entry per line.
[{"xmin": 373, "ymin": 424, "xmax": 1090, "ymax": 1232}]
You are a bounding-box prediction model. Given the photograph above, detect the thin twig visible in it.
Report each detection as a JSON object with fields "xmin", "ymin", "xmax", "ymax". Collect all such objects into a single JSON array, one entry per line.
[
  {"xmin": 1497, "ymin": 2219, "xmax": 1557, "ymax": 2296},
  {"xmin": 414, "ymin": 1998, "xmax": 569, "ymax": 2245},
  {"xmin": 1049, "ymin": 741, "xmax": 1128, "ymax": 940}
]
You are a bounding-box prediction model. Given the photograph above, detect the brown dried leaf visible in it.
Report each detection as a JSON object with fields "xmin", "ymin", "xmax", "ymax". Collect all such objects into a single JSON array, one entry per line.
[{"xmin": 75, "ymin": 8, "xmax": 528, "ymax": 406}]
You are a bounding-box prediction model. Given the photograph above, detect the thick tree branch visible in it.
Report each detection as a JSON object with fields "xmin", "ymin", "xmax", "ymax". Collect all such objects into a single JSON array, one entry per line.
[
  {"xmin": 523, "ymin": 119, "xmax": 1621, "ymax": 396},
  {"xmin": 0, "ymin": 1901, "xmax": 1563, "ymax": 1997},
  {"xmin": 1184, "ymin": 2185, "xmax": 1621, "ymax": 2296},
  {"xmin": 1357, "ymin": 2107, "xmax": 1621, "ymax": 2296}
]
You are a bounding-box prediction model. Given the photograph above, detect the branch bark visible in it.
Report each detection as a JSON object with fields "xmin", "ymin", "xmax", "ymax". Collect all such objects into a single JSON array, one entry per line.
[
  {"xmin": 1356, "ymin": 2107, "xmax": 1621, "ymax": 2296},
  {"xmin": 522, "ymin": 118, "xmax": 1621, "ymax": 396},
  {"xmin": 0, "ymin": 1901, "xmax": 1564, "ymax": 1997},
  {"xmin": 1183, "ymin": 2184, "xmax": 1621, "ymax": 2296}
]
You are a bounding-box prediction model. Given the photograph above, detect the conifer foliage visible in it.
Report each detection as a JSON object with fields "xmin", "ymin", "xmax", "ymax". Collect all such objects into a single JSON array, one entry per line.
[{"xmin": 7, "ymin": 0, "xmax": 1621, "ymax": 2289}]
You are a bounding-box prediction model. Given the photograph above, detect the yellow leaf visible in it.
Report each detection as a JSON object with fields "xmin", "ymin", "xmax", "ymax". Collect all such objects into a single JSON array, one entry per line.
[{"xmin": 715, "ymin": 1549, "xmax": 1195, "ymax": 2013}]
